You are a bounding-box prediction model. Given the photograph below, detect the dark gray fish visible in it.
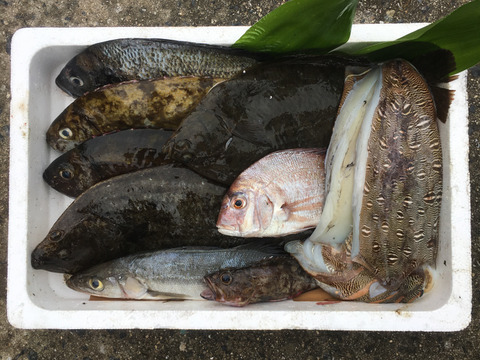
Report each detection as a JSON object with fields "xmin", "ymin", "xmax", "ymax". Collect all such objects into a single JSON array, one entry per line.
[
  {"xmin": 201, "ymin": 256, "xmax": 318, "ymax": 306},
  {"xmin": 56, "ymin": 38, "xmax": 264, "ymax": 97},
  {"xmin": 43, "ymin": 129, "xmax": 173, "ymax": 198},
  {"xmin": 163, "ymin": 55, "xmax": 368, "ymax": 185},
  {"xmin": 66, "ymin": 242, "xmax": 286, "ymax": 300}
]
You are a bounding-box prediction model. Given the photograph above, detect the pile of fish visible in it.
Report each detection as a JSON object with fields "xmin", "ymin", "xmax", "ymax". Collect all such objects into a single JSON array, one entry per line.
[{"xmin": 32, "ymin": 37, "xmax": 451, "ymax": 306}]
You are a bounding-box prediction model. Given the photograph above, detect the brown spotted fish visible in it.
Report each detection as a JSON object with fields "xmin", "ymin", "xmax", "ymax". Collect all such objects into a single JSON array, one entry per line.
[
  {"xmin": 201, "ymin": 256, "xmax": 318, "ymax": 307},
  {"xmin": 286, "ymin": 59, "xmax": 447, "ymax": 302},
  {"xmin": 47, "ymin": 76, "xmax": 222, "ymax": 152},
  {"xmin": 217, "ymin": 148, "xmax": 326, "ymax": 238}
]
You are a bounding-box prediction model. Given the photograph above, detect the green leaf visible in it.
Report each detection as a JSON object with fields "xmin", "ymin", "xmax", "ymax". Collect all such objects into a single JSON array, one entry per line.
[
  {"xmin": 233, "ymin": 0, "xmax": 358, "ymax": 54},
  {"xmin": 337, "ymin": 0, "xmax": 480, "ymax": 75}
]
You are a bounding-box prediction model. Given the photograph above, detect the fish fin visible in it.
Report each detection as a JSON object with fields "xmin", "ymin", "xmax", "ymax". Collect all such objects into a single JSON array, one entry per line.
[
  {"xmin": 277, "ymin": 203, "xmax": 291, "ymax": 221},
  {"xmin": 411, "ymin": 49, "xmax": 457, "ymax": 123},
  {"xmin": 123, "ymin": 277, "xmax": 148, "ymax": 298},
  {"xmin": 146, "ymin": 290, "xmax": 190, "ymax": 299},
  {"xmin": 430, "ymin": 85, "xmax": 456, "ymax": 123},
  {"xmin": 231, "ymin": 115, "xmax": 271, "ymax": 146}
]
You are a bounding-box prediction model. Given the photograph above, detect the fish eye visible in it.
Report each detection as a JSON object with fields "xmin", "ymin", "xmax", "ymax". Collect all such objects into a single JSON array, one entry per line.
[
  {"xmin": 88, "ymin": 277, "xmax": 104, "ymax": 291},
  {"xmin": 60, "ymin": 169, "xmax": 73, "ymax": 180},
  {"xmin": 59, "ymin": 128, "xmax": 73, "ymax": 139},
  {"xmin": 220, "ymin": 272, "xmax": 233, "ymax": 285},
  {"xmin": 69, "ymin": 76, "xmax": 84, "ymax": 87},
  {"xmin": 49, "ymin": 230, "xmax": 64, "ymax": 242},
  {"xmin": 232, "ymin": 197, "xmax": 246, "ymax": 210}
]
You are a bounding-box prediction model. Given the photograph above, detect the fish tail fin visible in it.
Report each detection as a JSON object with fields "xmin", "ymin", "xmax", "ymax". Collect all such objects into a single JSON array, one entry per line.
[{"xmin": 411, "ymin": 49, "xmax": 457, "ymax": 123}]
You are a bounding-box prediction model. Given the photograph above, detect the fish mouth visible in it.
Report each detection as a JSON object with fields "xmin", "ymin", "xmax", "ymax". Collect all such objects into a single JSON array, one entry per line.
[
  {"xmin": 216, "ymin": 224, "xmax": 240, "ymax": 236},
  {"xmin": 201, "ymin": 277, "xmax": 218, "ymax": 301},
  {"xmin": 200, "ymin": 288, "xmax": 216, "ymax": 301}
]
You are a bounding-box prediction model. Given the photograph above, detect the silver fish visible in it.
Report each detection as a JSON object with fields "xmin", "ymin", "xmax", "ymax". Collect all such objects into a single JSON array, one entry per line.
[{"xmin": 66, "ymin": 242, "xmax": 286, "ymax": 300}]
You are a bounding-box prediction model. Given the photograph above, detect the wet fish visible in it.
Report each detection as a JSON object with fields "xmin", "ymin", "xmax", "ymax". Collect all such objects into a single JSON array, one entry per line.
[
  {"xmin": 286, "ymin": 59, "xmax": 445, "ymax": 302},
  {"xmin": 217, "ymin": 148, "xmax": 326, "ymax": 237},
  {"xmin": 32, "ymin": 165, "xmax": 245, "ymax": 274},
  {"xmin": 55, "ymin": 38, "xmax": 264, "ymax": 97},
  {"xmin": 66, "ymin": 242, "xmax": 285, "ymax": 300},
  {"xmin": 33, "ymin": 165, "xmax": 311, "ymax": 274},
  {"xmin": 201, "ymin": 256, "xmax": 318, "ymax": 306},
  {"xmin": 48, "ymin": 76, "xmax": 221, "ymax": 152},
  {"xmin": 43, "ymin": 129, "xmax": 173, "ymax": 198},
  {"xmin": 163, "ymin": 55, "xmax": 366, "ymax": 185}
]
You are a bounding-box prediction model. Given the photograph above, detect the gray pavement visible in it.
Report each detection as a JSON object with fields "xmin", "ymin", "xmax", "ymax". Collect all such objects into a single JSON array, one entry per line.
[{"xmin": 1, "ymin": 0, "xmax": 479, "ymax": 359}]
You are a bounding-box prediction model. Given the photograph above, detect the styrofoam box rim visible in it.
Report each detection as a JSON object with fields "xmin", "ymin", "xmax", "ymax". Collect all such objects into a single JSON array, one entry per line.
[{"xmin": 8, "ymin": 25, "xmax": 472, "ymax": 330}]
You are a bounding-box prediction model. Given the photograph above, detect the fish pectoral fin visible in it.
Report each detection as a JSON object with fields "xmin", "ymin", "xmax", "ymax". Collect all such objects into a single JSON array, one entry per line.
[
  {"xmin": 123, "ymin": 277, "xmax": 149, "ymax": 298},
  {"xmin": 146, "ymin": 290, "xmax": 190, "ymax": 300},
  {"xmin": 277, "ymin": 203, "xmax": 291, "ymax": 221}
]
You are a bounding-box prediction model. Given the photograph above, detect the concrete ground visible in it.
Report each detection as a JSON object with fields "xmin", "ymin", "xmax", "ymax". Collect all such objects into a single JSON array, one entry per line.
[{"xmin": 1, "ymin": 0, "xmax": 479, "ymax": 359}]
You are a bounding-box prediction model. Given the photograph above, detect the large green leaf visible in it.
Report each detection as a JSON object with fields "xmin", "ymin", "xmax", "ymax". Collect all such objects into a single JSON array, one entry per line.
[
  {"xmin": 233, "ymin": 0, "xmax": 358, "ymax": 54},
  {"xmin": 337, "ymin": 0, "xmax": 480, "ymax": 75}
]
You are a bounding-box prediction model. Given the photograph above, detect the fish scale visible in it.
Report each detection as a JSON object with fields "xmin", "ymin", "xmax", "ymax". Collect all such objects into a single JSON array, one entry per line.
[{"xmin": 55, "ymin": 38, "xmax": 263, "ymax": 97}]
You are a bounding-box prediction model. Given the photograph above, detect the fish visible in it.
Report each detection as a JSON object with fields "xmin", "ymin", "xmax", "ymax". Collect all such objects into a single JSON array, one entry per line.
[
  {"xmin": 43, "ymin": 129, "xmax": 173, "ymax": 198},
  {"xmin": 66, "ymin": 242, "xmax": 286, "ymax": 300},
  {"xmin": 162, "ymin": 55, "xmax": 366, "ymax": 185},
  {"xmin": 33, "ymin": 164, "xmax": 312, "ymax": 274},
  {"xmin": 201, "ymin": 256, "xmax": 318, "ymax": 306},
  {"xmin": 217, "ymin": 148, "xmax": 326, "ymax": 237},
  {"xmin": 48, "ymin": 76, "xmax": 221, "ymax": 152},
  {"xmin": 286, "ymin": 59, "xmax": 447, "ymax": 302},
  {"xmin": 55, "ymin": 38, "xmax": 264, "ymax": 97}
]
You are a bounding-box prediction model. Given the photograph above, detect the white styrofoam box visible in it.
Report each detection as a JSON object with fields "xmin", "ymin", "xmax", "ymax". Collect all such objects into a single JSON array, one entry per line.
[{"xmin": 8, "ymin": 25, "xmax": 471, "ymax": 330}]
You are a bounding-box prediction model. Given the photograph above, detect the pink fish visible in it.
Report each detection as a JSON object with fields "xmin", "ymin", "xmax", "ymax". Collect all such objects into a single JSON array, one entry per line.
[{"xmin": 216, "ymin": 148, "xmax": 326, "ymax": 237}]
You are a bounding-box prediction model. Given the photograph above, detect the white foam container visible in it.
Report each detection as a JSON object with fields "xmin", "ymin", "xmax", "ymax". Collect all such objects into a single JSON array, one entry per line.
[{"xmin": 8, "ymin": 25, "xmax": 472, "ymax": 330}]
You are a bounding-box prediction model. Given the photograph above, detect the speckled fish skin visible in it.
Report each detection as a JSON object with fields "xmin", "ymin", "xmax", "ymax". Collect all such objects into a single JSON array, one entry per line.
[
  {"xmin": 66, "ymin": 243, "xmax": 286, "ymax": 300},
  {"xmin": 43, "ymin": 129, "xmax": 173, "ymax": 198},
  {"xmin": 287, "ymin": 238, "xmax": 432, "ymax": 303},
  {"xmin": 352, "ymin": 60, "xmax": 442, "ymax": 290},
  {"xmin": 55, "ymin": 38, "xmax": 264, "ymax": 97},
  {"xmin": 217, "ymin": 148, "xmax": 326, "ymax": 237},
  {"xmin": 48, "ymin": 76, "xmax": 222, "ymax": 152},
  {"xmin": 201, "ymin": 256, "xmax": 318, "ymax": 306},
  {"xmin": 162, "ymin": 55, "xmax": 362, "ymax": 185}
]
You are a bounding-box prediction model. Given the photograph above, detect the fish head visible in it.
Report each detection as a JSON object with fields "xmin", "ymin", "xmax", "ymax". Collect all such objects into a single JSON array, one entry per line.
[
  {"xmin": 66, "ymin": 263, "xmax": 148, "ymax": 299},
  {"xmin": 31, "ymin": 215, "xmax": 122, "ymax": 274},
  {"xmin": 42, "ymin": 150, "xmax": 97, "ymax": 198},
  {"xmin": 202, "ymin": 269, "xmax": 257, "ymax": 307},
  {"xmin": 55, "ymin": 52, "xmax": 113, "ymax": 97},
  {"xmin": 216, "ymin": 186, "xmax": 274, "ymax": 238},
  {"xmin": 46, "ymin": 105, "xmax": 99, "ymax": 152}
]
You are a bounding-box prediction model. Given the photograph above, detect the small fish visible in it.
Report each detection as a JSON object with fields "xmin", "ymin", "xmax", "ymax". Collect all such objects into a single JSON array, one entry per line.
[
  {"xmin": 217, "ymin": 148, "xmax": 326, "ymax": 238},
  {"xmin": 162, "ymin": 55, "xmax": 364, "ymax": 185},
  {"xmin": 43, "ymin": 129, "xmax": 173, "ymax": 197},
  {"xmin": 201, "ymin": 256, "xmax": 318, "ymax": 306},
  {"xmin": 48, "ymin": 76, "xmax": 221, "ymax": 152},
  {"xmin": 55, "ymin": 38, "xmax": 263, "ymax": 97},
  {"xmin": 66, "ymin": 242, "xmax": 286, "ymax": 300}
]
